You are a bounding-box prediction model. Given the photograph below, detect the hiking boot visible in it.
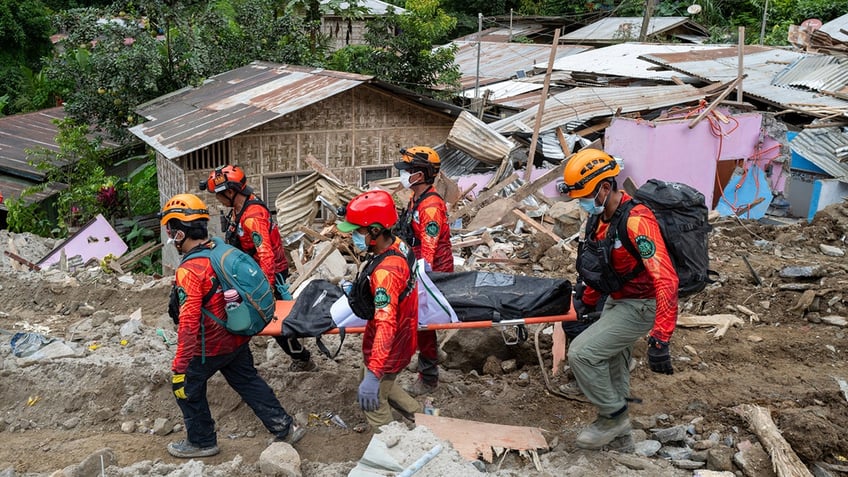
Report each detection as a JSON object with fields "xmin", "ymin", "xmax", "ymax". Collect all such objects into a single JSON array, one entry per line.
[
  {"xmin": 575, "ymin": 411, "xmax": 632, "ymax": 450},
  {"xmin": 289, "ymin": 358, "xmax": 317, "ymax": 372},
  {"xmin": 558, "ymin": 380, "xmax": 590, "ymax": 402},
  {"xmin": 404, "ymin": 378, "xmax": 437, "ymax": 397},
  {"xmin": 167, "ymin": 439, "xmax": 220, "ymax": 458},
  {"xmin": 272, "ymin": 424, "xmax": 306, "ymax": 445}
]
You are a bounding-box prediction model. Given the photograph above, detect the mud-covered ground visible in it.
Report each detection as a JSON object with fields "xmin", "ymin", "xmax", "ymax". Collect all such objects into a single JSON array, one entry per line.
[{"xmin": 0, "ymin": 202, "xmax": 846, "ymax": 476}]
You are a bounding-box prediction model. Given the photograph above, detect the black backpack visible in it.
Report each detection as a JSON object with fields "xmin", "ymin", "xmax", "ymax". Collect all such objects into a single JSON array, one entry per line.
[
  {"xmin": 580, "ymin": 179, "xmax": 715, "ymax": 297},
  {"xmin": 394, "ymin": 188, "xmax": 440, "ymax": 248},
  {"xmin": 348, "ymin": 245, "xmax": 417, "ymax": 320},
  {"xmin": 281, "ymin": 279, "xmax": 346, "ymax": 359}
]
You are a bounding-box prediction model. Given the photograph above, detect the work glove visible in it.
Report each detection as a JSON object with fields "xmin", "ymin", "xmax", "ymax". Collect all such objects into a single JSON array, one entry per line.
[
  {"xmin": 172, "ymin": 373, "xmax": 187, "ymax": 399},
  {"xmin": 647, "ymin": 337, "xmax": 674, "ymax": 375},
  {"xmin": 572, "ymin": 297, "xmax": 599, "ymax": 322},
  {"xmin": 274, "ymin": 272, "xmax": 293, "ymax": 300},
  {"xmin": 358, "ymin": 369, "xmax": 381, "ymax": 412}
]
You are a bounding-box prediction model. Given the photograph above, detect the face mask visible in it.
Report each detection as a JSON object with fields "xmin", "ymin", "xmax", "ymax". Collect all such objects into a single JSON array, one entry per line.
[
  {"xmin": 399, "ymin": 170, "xmax": 414, "ymax": 189},
  {"xmin": 579, "ymin": 188, "xmax": 606, "ymax": 216},
  {"xmin": 351, "ymin": 231, "xmax": 368, "ymax": 251}
]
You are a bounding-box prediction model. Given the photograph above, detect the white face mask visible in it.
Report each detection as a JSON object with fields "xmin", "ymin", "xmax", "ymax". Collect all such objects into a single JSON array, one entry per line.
[{"xmin": 399, "ymin": 170, "xmax": 414, "ymax": 189}]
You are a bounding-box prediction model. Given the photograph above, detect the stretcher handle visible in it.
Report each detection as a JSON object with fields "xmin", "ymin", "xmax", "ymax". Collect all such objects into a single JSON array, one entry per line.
[{"xmin": 323, "ymin": 312, "xmax": 577, "ymax": 335}]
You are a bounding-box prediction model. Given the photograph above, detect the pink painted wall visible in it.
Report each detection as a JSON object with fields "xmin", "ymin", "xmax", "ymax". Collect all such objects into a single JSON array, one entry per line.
[
  {"xmin": 38, "ymin": 214, "xmax": 129, "ymax": 268},
  {"xmin": 603, "ymin": 113, "xmax": 784, "ymax": 208}
]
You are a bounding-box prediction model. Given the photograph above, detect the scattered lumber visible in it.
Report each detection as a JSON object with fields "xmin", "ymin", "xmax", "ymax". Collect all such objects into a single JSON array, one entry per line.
[
  {"xmin": 4, "ymin": 251, "xmax": 41, "ymax": 271},
  {"xmin": 733, "ymin": 404, "xmax": 814, "ymax": 477},
  {"xmin": 677, "ymin": 314, "xmax": 744, "ymax": 339},
  {"xmin": 290, "ymin": 244, "xmax": 337, "ymax": 290},
  {"xmin": 118, "ymin": 242, "xmax": 163, "ymax": 271}
]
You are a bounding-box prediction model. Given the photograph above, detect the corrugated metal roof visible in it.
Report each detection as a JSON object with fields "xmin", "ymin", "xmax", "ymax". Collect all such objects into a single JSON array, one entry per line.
[
  {"xmin": 561, "ymin": 17, "xmax": 707, "ymax": 43},
  {"xmin": 450, "ymin": 41, "xmax": 589, "ymax": 89},
  {"xmin": 320, "ymin": 0, "xmax": 405, "ymax": 15},
  {"xmin": 790, "ymin": 128, "xmax": 848, "ymax": 179},
  {"xmin": 131, "ymin": 62, "xmax": 374, "ymax": 160},
  {"xmin": 0, "ymin": 107, "xmax": 66, "ymax": 181},
  {"xmin": 639, "ymin": 46, "xmax": 848, "ymax": 112},
  {"xmin": 491, "ymin": 84, "xmax": 704, "ymax": 133},
  {"xmin": 819, "ymin": 13, "xmax": 848, "ymax": 42},
  {"xmin": 446, "ymin": 111, "xmax": 514, "ymax": 165},
  {"xmin": 772, "ymin": 55, "xmax": 848, "ymax": 96},
  {"xmin": 453, "ymin": 25, "xmax": 549, "ymax": 43},
  {"xmin": 461, "ymin": 80, "xmax": 543, "ymax": 100},
  {"xmin": 548, "ymin": 42, "xmax": 730, "ymax": 81}
]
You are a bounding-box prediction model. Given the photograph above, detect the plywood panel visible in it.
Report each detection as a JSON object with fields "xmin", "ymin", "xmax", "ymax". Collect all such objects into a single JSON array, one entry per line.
[{"xmin": 414, "ymin": 413, "xmax": 548, "ymax": 462}]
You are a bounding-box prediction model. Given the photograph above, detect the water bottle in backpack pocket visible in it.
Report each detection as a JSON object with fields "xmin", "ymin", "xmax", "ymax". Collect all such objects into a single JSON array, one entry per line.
[{"xmin": 223, "ymin": 288, "xmax": 253, "ymax": 333}]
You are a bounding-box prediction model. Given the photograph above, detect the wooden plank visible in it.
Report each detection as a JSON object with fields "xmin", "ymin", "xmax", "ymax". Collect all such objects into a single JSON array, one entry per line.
[
  {"xmin": 525, "ymin": 28, "xmax": 561, "ymax": 182},
  {"xmin": 512, "ymin": 208, "xmax": 562, "ymax": 242},
  {"xmin": 688, "ymin": 75, "xmax": 746, "ymax": 129},
  {"xmin": 289, "ymin": 244, "xmax": 337, "ymax": 290},
  {"xmin": 298, "ymin": 225, "xmax": 331, "ymax": 243},
  {"xmin": 414, "ymin": 413, "xmax": 548, "ymax": 463},
  {"xmin": 449, "ymin": 173, "xmax": 519, "ymax": 222},
  {"xmin": 303, "ymin": 154, "xmax": 343, "ymax": 183},
  {"xmin": 734, "ymin": 404, "xmax": 814, "ymax": 477},
  {"xmin": 4, "ymin": 251, "xmax": 40, "ymax": 271}
]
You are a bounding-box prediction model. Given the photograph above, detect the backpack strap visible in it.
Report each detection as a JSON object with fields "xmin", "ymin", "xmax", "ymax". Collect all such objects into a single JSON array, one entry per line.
[
  {"xmin": 315, "ymin": 329, "xmax": 346, "ymax": 360},
  {"xmin": 226, "ymin": 197, "xmax": 272, "ymax": 248},
  {"xmin": 612, "ymin": 199, "xmax": 645, "ymax": 282},
  {"xmin": 397, "ymin": 187, "xmax": 441, "ymax": 247}
]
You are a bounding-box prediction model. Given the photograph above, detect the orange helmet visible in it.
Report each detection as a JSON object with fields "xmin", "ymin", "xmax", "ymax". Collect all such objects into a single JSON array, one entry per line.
[
  {"xmin": 559, "ymin": 149, "xmax": 620, "ymax": 199},
  {"xmin": 200, "ymin": 165, "xmax": 247, "ymax": 194},
  {"xmin": 159, "ymin": 194, "xmax": 210, "ymax": 226},
  {"xmin": 395, "ymin": 146, "xmax": 440, "ymax": 181},
  {"xmin": 336, "ymin": 190, "xmax": 398, "ymax": 232}
]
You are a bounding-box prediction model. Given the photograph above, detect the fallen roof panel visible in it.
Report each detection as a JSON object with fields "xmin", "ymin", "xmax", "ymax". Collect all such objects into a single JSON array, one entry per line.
[
  {"xmin": 772, "ymin": 55, "xmax": 848, "ymax": 98},
  {"xmin": 639, "ymin": 46, "xmax": 848, "ymax": 112},
  {"xmin": 790, "ymin": 128, "xmax": 848, "ymax": 180},
  {"xmin": 450, "ymin": 41, "xmax": 589, "ymax": 87},
  {"xmin": 547, "ymin": 42, "xmax": 730, "ymax": 81},
  {"xmin": 561, "ymin": 16, "xmax": 707, "ymax": 43},
  {"xmin": 491, "ymin": 84, "xmax": 704, "ymax": 134}
]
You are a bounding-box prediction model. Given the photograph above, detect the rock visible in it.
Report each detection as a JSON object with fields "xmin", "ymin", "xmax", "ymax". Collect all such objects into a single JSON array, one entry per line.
[
  {"xmin": 658, "ymin": 446, "xmax": 692, "ymax": 460},
  {"xmin": 77, "ymin": 304, "xmax": 96, "ymax": 316},
  {"xmin": 69, "ymin": 448, "xmax": 117, "ymax": 477},
  {"xmin": 693, "ymin": 471, "xmax": 736, "ymax": 477},
  {"xmin": 633, "ymin": 439, "xmax": 661, "ymax": 457},
  {"xmin": 747, "ymin": 335, "xmax": 764, "ymax": 343},
  {"xmin": 734, "ymin": 440, "xmax": 776, "ymax": 477},
  {"xmin": 482, "ymin": 356, "xmax": 502, "ymax": 376},
  {"xmin": 259, "ymin": 442, "xmax": 302, "ymax": 477},
  {"xmin": 152, "ymin": 417, "xmax": 173, "ymax": 436},
  {"xmin": 62, "ymin": 417, "xmax": 80, "ymax": 430},
  {"xmin": 121, "ymin": 421, "xmax": 136, "ymax": 433},
  {"xmin": 819, "ymin": 244, "xmax": 845, "ymax": 257},
  {"xmin": 651, "ymin": 425, "xmax": 688, "ymax": 443},
  {"xmin": 500, "ymin": 359, "xmax": 517, "ymax": 373},
  {"xmin": 820, "ymin": 316, "xmax": 847, "ymax": 327},
  {"xmin": 694, "ymin": 439, "xmax": 717, "ymax": 450},
  {"xmin": 673, "ymin": 459, "xmax": 705, "ymax": 469},
  {"xmin": 631, "ymin": 415, "xmax": 657, "ymax": 430},
  {"xmin": 706, "ymin": 446, "xmax": 736, "ymax": 472},
  {"xmin": 779, "ymin": 265, "xmax": 826, "ymax": 279}
]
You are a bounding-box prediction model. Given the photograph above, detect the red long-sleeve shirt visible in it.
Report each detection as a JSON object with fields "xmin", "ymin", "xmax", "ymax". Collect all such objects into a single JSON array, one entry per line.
[
  {"xmin": 229, "ymin": 196, "xmax": 288, "ymax": 289},
  {"xmin": 172, "ymin": 243, "xmax": 249, "ymax": 373},
  {"xmin": 407, "ymin": 187, "xmax": 453, "ymax": 272},
  {"xmin": 583, "ymin": 193, "xmax": 679, "ymax": 342},
  {"xmin": 362, "ymin": 238, "xmax": 418, "ymax": 378}
]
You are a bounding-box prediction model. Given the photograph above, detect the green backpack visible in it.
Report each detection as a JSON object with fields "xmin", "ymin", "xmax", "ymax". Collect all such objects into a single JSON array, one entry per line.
[{"xmin": 184, "ymin": 237, "xmax": 276, "ymax": 336}]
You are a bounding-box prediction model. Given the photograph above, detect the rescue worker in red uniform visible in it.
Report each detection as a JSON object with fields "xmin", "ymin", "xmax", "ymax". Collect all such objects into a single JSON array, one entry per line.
[
  {"xmin": 393, "ymin": 146, "xmax": 453, "ymax": 396},
  {"xmin": 160, "ymin": 194, "xmax": 304, "ymax": 458},
  {"xmin": 559, "ymin": 149, "xmax": 678, "ymax": 450},
  {"xmin": 201, "ymin": 165, "xmax": 316, "ymax": 372},
  {"xmin": 336, "ymin": 190, "xmax": 422, "ymax": 430}
]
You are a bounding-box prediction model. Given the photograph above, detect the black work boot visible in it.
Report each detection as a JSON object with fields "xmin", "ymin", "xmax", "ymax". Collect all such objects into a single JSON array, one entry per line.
[{"xmin": 576, "ymin": 407, "xmax": 631, "ymax": 450}]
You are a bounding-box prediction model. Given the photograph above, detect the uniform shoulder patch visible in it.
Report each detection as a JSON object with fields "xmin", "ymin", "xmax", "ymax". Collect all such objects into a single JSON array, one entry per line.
[
  {"xmin": 425, "ymin": 221, "xmax": 439, "ymax": 237},
  {"xmin": 251, "ymin": 231, "xmax": 263, "ymax": 249},
  {"xmin": 373, "ymin": 287, "xmax": 390, "ymax": 309},
  {"xmin": 634, "ymin": 235, "xmax": 656, "ymax": 259}
]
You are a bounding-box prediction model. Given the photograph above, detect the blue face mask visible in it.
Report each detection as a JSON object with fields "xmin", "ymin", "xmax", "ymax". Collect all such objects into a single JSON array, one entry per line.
[
  {"xmin": 579, "ymin": 188, "xmax": 606, "ymax": 216},
  {"xmin": 352, "ymin": 231, "xmax": 368, "ymax": 251}
]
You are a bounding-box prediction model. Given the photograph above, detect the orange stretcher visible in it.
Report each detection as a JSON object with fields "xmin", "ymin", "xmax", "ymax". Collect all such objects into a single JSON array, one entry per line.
[{"xmin": 259, "ymin": 300, "xmax": 577, "ymax": 337}]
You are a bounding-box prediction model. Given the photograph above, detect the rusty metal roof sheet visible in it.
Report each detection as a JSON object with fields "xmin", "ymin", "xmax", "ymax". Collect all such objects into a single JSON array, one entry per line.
[
  {"xmin": 453, "ymin": 25, "xmax": 549, "ymax": 43},
  {"xmin": 561, "ymin": 17, "xmax": 708, "ymax": 43},
  {"xmin": 130, "ymin": 62, "xmax": 374, "ymax": 160},
  {"xmin": 451, "ymin": 41, "xmax": 590, "ymax": 89},
  {"xmin": 0, "ymin": 107, "xmax": 66, "ymax": 181},
  {"xmin": 772, "ymin": 55, "xmax": 848, "ymax": 97},
  {"xmin": 549, "ymin": 42, "xmax": 729, "ymax": 81},
  {"xmin": 790, "ymin": 128, "xmax": 848, "ymax": 179},
  {"xmin": 462, "ymin": 80, "xmax": 543, "ymax": 101},
  {"xmin": 639, "ymin": 46, "xmax": 848, "ymax": 112},
  {"xmin": 491, "ymin": 84, "xmax": 704, "ymax": 134}
]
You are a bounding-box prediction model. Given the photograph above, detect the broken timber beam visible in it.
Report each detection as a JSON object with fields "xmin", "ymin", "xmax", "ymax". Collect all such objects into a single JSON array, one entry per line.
[
  {"xmin": 733, "ymin": 404, "xmax": 814, "ymax": 477},
  {"xmin": 290, "ymin": 244, "xmax": 337, "ymax": 291},
  {"xmin": 4, "ymin": 251, "xmax": 41, "ymax": 271},
  {"xmin": 449, "ymin": 173, "xmax": 519, "ymax": 222},
  {"xmin": 512, "ymin": 208, "xmax": 562, "ymax": 243},
  {"xmin": 688, "ymin": 75, "xmax": 746, "ymax": 129},
  {"xmin": 677, "ymin": 314, "xmax": 743, "ymax": 339}
]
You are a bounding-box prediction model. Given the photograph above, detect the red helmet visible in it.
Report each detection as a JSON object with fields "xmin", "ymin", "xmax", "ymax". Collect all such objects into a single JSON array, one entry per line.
[
  {"xmin": 200, "ymin": 165, "xmax": 247, "ymax": 194},
  {"xmin": 336, "ymin": 190, "xmax": 398, "ymax": 232}
]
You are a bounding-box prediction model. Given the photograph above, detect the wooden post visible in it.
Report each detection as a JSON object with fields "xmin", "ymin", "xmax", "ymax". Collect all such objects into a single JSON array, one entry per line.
[
  {"xmin": 737, "ymin": 26, "xmax": 745, "ymax": 104},
  {"xmin": 525, "ymin": 28, "xmax": 561, "ymax": 183}
]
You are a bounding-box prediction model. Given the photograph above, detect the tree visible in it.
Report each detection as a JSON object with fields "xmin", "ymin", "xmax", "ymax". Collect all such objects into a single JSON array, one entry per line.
[
  {"xmin": 0, "ymin": 0, "xmax": 55, "ymax": 115},
  {"xmin": 331, "ymin": 0, "xmax": 460, "ymax": 98}
]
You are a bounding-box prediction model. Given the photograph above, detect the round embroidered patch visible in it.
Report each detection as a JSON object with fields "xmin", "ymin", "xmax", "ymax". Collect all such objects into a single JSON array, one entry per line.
[
  {"xmin": 176, "ymin": 286, "xmax": 187, "ymax": 306},
  {"xmin": 373, "ymin": 287, "xmax": 390, "ymax": 309},
  {"xmin": 635, "ymin": 235, "xmax": 656, "ymax": 259},
  {"xmin": 252, "ymin": 231, "xmax": 263, "ymax": 249},
  {"xmin": 425, "ymin": 221, "xmax": 439, "ymax": 237}
]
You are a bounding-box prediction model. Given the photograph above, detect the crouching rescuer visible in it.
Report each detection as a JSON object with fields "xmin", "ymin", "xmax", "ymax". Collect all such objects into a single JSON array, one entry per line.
[
  {"xmin": 161, "ymin": 194, "xmax": 304, "ymax": 458},
  {"xmin": 559, "ymin": 149, "xmax": 678, "ymax": 450},
  {"xmin": 336, "ymin": 190, "xmax": 423, "ymax": 431}
]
